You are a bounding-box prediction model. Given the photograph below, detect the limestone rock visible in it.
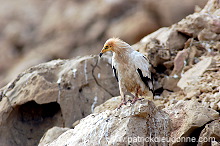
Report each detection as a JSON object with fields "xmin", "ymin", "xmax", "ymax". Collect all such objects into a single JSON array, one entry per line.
[
  {"xmin": 170, "ymin": 49, "xmax": 189, "ymax": 77},
  {"xmin": 141, "ymin": 26, "xmax": 188, "ymax": 51},
  {"xmin": 211, "ymin": 141, "xmax": 220, "ymax": 146},
  {"xmin": 93, "ymin": 96, "xmax": 121, "ymax": 114},
  {"xmin": 177, "ymin": 57, "xmax": 215, "ymax": 90},
  {"xmin": 176, "ymin": 0, "xmax": 220, "ymax": 39},
  {"xmin": 39, "ymin": 127, "xmax": 70, "ymax": 146},
  {"xmin": 161, "ymin": 54, "xmax": 220, "ymax": 111},
  {"xmin": 106, "ymin": 9, "xmax": 159, "ymax": 44},
  {"xmin": 162, "ymin": 77, "xmax": 180, "ymax": 92},
  {"xmin": 0, "ymin": 0, "xmax": 207, "ymax": 88},
  {"xmin": 1, "ymin": 1, "xmax": 219, "ymax": 146},
  {"xmin": 48, "ymin": 100, "xmax": 171, "ymax": 146},
  {"xmin": 0, "ymin": 55, "xmax": 119, "ymax": 146},
  {"xmin": 164, "ymin": 100, "xmax": 219, "ymax": 146},
  {"xmin": 197, "ymin": 120, "xmax": 220, "ymax": 146},
  {"xmin": 143, "ymin": 0, "xmax": 207, "ymax": 26}
]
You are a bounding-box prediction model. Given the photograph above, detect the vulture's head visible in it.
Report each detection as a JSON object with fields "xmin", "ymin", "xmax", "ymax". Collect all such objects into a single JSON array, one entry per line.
[{"xmin": 99, "ymin": 37, "xmax": 131, "ymax": 57}]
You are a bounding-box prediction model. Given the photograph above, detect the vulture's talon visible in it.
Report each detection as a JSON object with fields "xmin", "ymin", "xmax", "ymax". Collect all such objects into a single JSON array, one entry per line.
[{"xmin": 117, "ymin": 102, "xmax": 127, "ymax": 109}]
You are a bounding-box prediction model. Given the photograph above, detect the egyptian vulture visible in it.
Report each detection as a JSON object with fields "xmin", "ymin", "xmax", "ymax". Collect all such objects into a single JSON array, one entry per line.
[{"xmin": 99, "ymin": 38, "xmax": 154, "ymax": 108}]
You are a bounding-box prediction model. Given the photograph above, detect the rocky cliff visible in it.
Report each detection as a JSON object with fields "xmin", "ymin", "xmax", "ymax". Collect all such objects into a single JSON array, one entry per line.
[
  {"xmin": 0, "ymin": 0, "xmax": 219, "ymax": 146},
  {"xmin": 0, "ymin": 55, "xmax": 119, "ymax": 145},
  {"xmin": 0, "ymin": 0, "xmax": 207, "ymax": 88}
]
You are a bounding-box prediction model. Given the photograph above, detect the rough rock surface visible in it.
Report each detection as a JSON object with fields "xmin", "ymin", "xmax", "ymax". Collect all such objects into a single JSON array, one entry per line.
[
  {"xmin": 1, "ymin": 0, "xmax": 220, "ymax": 146},
  {"xmin": 158, "ymin": 54, "xmax": 220, "ymax": 112},
  {"xmin": 164, "ymin": 100, "xmax": 219, "ymax": 146},
  {"xmin": 39, "ymin": 127, "xmax": 70, "ymax": 146},
  {"xmin": 177, "ymin": 57, "xmax": 215, "ymax": 90},
  {"xmin": 46, "ymin": 100, "xmax": 171, "ymax": 146},
  {"xmin": 133, "ymin": 0, "xmax": 220, "ymax": 95},
  {"xmin": 0, "ymin": 55, "xmax": 119, "ymax": 146},
  {"xmin": 197, "ymin": 120, "xmax": 220, "ymax": 146},
  {"xmin": 0, "ymin": 0, "xmax": 207, "ymax": 88},
  {"xmin": 43, "ymin": 0, "xmax": 220, "ymax": 145}
]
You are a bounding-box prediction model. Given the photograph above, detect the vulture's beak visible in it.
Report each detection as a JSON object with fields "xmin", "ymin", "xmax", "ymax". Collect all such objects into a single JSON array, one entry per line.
[{"xmin": 99, "ymin": 53, "xmax": 103, "ymax": 57}]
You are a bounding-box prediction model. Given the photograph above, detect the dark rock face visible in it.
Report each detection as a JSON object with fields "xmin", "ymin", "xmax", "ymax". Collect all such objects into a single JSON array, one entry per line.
[{"xmin": 7, "ymin": 101, "xmax": 62, "ymax": 146}]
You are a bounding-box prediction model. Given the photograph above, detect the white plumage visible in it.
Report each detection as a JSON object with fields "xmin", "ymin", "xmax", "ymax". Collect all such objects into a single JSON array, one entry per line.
[{"xmin": 100, "ymin": 38, "xmax": 154, "ymax": 108}]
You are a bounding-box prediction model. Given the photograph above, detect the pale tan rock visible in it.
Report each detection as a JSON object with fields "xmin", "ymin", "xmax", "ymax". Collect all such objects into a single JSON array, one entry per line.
[
  {"xmin": 198, "ymin": 28, "xmax": 219, "ymax": 41},
  {"xmin": 94, "ymin": 95, "xmax": 155, "ymax": 114},
  {"xmin": 197, "ymin": 120, "xmax": 220, "ymax": 146},
  {"xmin": 143, "ymin": 0, "xmax": 207, "ymax": 26},
  {"xmin": 170, "ymin": 49, "xmax": 189, "ymax": 77},
  {"xmin": 217, "ymin": 102, "xmax": 220, "ymax": 110},
  {"xmin": 93, "ymin": 96, "xmax": 121, "ymax": 113},
  {"xmin": 177, "ymin": 57, "xmax": 215, "ymax": 90},
  {"xmin": 176, "ymin": 0, "xmax": 220, "ymax": 39},
  {"xmin": 162, "ymin": 77, "xmax": 181, "ymax": 92},
  {"xmin": 0, "ymin": 1, "xmax": 219, "ymax": 146},
  {"xmin": 39, "ymin": 126, "xmax": 70, "ymax": 146},
  {"xmin": 211, "ymin": 141, "xmax": 220, "ymax": 146},
  {"xmin": 141, "ymin": 26, "xmax": 187, "ymax": 52},
  {"xmin": 0, "ymin": 55, "xmax": 119, "ymax": 146},
  {"xmin": 48, "ymin": 100, "xmax": 171, "ymax": 146},
  {"xmin": 0, "ymin": 0, "xmax": 209, "ymax": 90},
  {"xmin": 164, "ymin": 100, "xmax": 219, "ymax": 146},
  {"xmin": 106, "ymin": 10, "xmax": 159, "ymax": 44}
]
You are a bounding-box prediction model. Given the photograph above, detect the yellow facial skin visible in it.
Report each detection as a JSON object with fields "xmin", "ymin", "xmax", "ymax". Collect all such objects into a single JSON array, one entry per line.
[{"xmin": 99, "ymin": 45, "xmax": 112, "ymax": 57}]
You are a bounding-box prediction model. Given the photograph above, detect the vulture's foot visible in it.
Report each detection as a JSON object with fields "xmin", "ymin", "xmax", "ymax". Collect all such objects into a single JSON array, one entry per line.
[
  {"xmin": 117, "ymin": 101, "xmax": 127, "ymax": 109},
  {"xmin": 131, "ymin": 97, "xmax": 144, "ymax": 104}
]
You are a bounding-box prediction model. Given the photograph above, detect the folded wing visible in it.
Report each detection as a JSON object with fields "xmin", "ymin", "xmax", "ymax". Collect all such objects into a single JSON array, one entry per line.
[
  {"xmin": 131, "ymin": 51, "xmax": 154, "ymax": 93},
  {"xmin": 112, "ymin": 57, "xmax": 118, "ymax": 82}
]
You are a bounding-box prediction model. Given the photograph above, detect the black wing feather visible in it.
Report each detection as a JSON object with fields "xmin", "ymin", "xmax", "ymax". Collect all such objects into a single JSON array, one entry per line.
[
  {"xmin": 137, "ymin": 68, "xmax": 154, "ymax": 95},
  {"xmin": 113, "ymin": 66, "xmax": 118, "ymax": 82}
]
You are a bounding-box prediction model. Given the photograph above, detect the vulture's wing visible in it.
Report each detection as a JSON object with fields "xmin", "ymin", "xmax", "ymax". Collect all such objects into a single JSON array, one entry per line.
[
  {"xmin": 131, "ymin": 51, "xmax": 154, "ymax": 93},
  {"xmin": 112, "ymin": 58, "xmax": 118, "ymax": 82}
]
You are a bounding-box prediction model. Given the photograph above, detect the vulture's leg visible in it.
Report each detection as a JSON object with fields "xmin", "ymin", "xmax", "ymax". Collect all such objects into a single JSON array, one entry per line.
[
  {"xmin": 125, "ymin": 92, "xmax": 134, "ymax": 103},
  {"xmin": 118, "ymin": 90, "xmax": 127, "ymax": 109},
  {"xmin": 131, "ymin": 88, "xmax": 144, "ymax": 104},
  {"xmin": 117, "ymin": 92, "xmax": 127, "ymax": 109},
  {"xmin": 117, "ymin": 84, "xmax": 127, "ymax": 109}
]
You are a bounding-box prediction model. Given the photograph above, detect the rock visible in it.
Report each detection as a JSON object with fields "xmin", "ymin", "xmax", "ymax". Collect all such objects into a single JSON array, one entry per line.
[
  {"xmin": 134, "ymin": 26, "xmax": 188, "ymax": 92},
  {"xmin": 198, "ymin": 28, "xmax": 220, "ymax": 41},
  {"xmin": 161, "ymin": 49, "xmax": 189, "ymax": 92},
  {"xmin": 162, "ymin": 77, "xmax": 181, "ymax": 92},
  {"xmin": 177, "ymin": 57, "xmax": 215, "ymax": 90},
  {"xmin": 163, "ymin": 60, "xmax": 174, "ymax": 69},
  {"xmin": 218, "ymin": 102, "xmax": 220, "ymax": 110},
  {"xmin": 187, "ymin": 45, "xmax": 198, "ymax": 66},
  {"xmin": 48, "ymin": 100, "xmax": 171, "ymax": 146},
  {"xmin": 164, "ymin": 100, "xmax": 219, "ymax": 146},
  {"xmin": 0, "ymin": 55, "xmax": 119, "ymax": 146},
  {"xmin": 197, "ymin": 120, "xmax": 220, "ymax": 146},
  {"xmin": 0, "ymin": 0, "xmax": 208, "ymax": 88},
  {"xmin": 211, "ymin": 141, "xmax": 220, "ymax": 146},
  {"xmin": 170, "ymin": 49, "xmax": 189, "ymax": 77},
  {"xmin": 106, "ymin": 9, "xmax": 159, "ymax": 44},
  {"xmin": 176, "ymin": 0, "xmax": 220, "ymax": 38},
  {"xmin": 39, "ymin": 127, "xmax": 70, "ymax": 146},
  {"xmin": 140, "ymin": 26, "xmax": 187, "ymax": 53},
  {"xmin": 93, "ymin": 96, "xmax": 121, "ymax": 114},
  {"xmin": 0, "ymin": 0, "xmax": 219, "ymax": 145},
  {"xmin": 72, "ymin": 120, "xmax": 80, "ymax": 128},
  {"xmin": 143, "ymin": 0, "xmax": 207, "ymax": 26}
]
